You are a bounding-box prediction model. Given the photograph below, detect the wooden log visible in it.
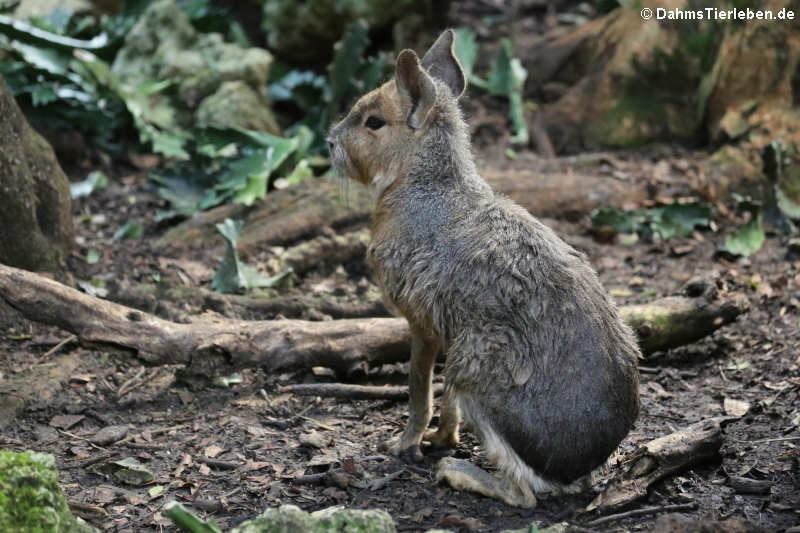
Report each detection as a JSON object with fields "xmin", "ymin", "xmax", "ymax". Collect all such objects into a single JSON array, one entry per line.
[
  {"xmin": 621, "ymin": 295, "xmax": 749, "ymax": 356},
  {"xmin": 0, "ymin": 264, "xmax": 407, "ymax": 377},
  {"xmin": 158, "ymin": 167, "xmax": 646, "ymax": 255},
  {"xmin": 0, "ymin": 264, "xmax": 747, "ymax": 378}
]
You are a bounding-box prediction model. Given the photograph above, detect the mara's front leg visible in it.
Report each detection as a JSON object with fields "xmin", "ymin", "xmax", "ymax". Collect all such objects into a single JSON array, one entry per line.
[{"xmin": 380, "ymin": 325, "xmax": 439, "ymax": 461}]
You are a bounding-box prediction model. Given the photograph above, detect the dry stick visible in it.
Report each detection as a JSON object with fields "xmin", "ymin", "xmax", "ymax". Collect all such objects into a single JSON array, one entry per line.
[
  {"xmin": 735, "ymin": 435, "xmax": 800, "ymax": 445},
  {"xmin": 585, "ymin": 502, "xmax": 698, "ymax": 527},
  {"xmin": 281, "ymin": 382, "xmax": 444, "ymax": 400},
  {"xmin": 64, "ymin": 451, "xmax": 118, "ymax": 470},
  {"xmin": 42, "ymin": 334, "xmax": 77, "ymax": 358}
]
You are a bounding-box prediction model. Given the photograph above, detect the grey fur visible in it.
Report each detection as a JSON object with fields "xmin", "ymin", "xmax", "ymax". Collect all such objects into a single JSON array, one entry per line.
[{"xmin": 327, "ymin": 30, "xmax": 640, "ymax": 503}]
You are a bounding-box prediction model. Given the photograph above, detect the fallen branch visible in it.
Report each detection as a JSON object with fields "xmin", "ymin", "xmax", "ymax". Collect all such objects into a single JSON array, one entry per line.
[
  {"xmin": 585, "ymin": 418, "xmax": 727, "ymax": 513},
  {"xmin": 0, "ymin": 265, "xmax": 747, "ymax": 378},
  {"xmin": 621, "ymin": 295, "xmax": 748, "ymax": 355},
  {"xmin": 0, "ymin": 264, "xmax": 408, "ymax": 377},
  {"xmin": 281, "ymin": 383, "xmax": 444, "ymax": 400},
  {"xmin": 159, "ymin": 169, "xmax": 647, "ymax": 254}
]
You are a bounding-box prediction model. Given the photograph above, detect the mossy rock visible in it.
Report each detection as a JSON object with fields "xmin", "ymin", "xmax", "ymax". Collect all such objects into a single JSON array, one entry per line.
[
  {"xmin": 111, "ymin": 0, "xmax": 278, "ymax": 133},
  {"xmin": 230, "ymin": 504, "xmax": 397, "ymax": 533},
  {"xmin": 0, "ymin": 450, "xmax": 98, "ymax": 533},
  {"xmin": 196, "ymin": 81, "xmax": 280, "ymax": 134}
]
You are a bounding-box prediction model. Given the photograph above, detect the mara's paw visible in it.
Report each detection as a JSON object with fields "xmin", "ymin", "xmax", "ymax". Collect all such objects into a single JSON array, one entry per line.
[
  {"xmin": 436, "ymin": 457, "xmax": 537, "ymax": 509},
  {"xmin": 379, "ymin": 438, "xmax": 424, "ymax": 463},
  {"xmin": 423, "ymin": 428, "xmax": 459, "ymax": 449}
]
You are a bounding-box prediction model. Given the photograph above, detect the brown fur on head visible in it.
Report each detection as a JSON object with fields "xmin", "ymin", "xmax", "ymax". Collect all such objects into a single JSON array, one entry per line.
[{"xmin": 327, "ymin": 30, "xmax": 466, "ymax": 192}]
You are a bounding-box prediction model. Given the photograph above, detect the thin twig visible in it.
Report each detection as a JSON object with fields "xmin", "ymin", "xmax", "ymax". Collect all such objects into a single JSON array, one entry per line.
[
  {"xmin": 281, "ymin": 382, "xmax": 444, "ymax": 400},
  {"xmin": 734, "ymin": 436, "xmax": 800, "ymax": 445},
  {"xmin": 64, "ymin": 451, "xmax": 117, "ymax": 470},
  {"xmin": 117, "ymin": 367, "xmax": 146, "ymax": 396},
  {"xmin": 585, "ymin": 502, "xmax": 698, "ymax": 527},
  {"xmin": 42, "ymin": 334, "xmax": 77, "ymax": 358}
]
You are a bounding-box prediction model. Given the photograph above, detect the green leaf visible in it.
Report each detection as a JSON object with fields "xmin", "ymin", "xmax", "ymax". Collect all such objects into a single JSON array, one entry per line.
[
  {"xmin": 724, "ymin": 214, "xmax": 765, "ymax": 257},
  {"xmin": 323, "ymin": 20, "xmax": 370, "ymax": 128},
  {"xmin": 591, "ymin": 206, "xmax": 640, "ymax": 234},
  {"xmin": 486, "ymin": 39, "xmax": 528, "ymax": 145},
  {"xmin": 284, "ymin": 159, "xmax": 313, "ymax": 186},
  {"xmin": 86, "ymin": 249, "xmax": 100, "ymax": 264},
  {"xmin": 112, "ymin": 457, "xmax": 154, "ymax": 486},
  {"xmin": 70, "ymin": 170, "xmax": 108, "ymax": 198},
  {"xmin": 164, "ymin": 501, "xmax": 223, "ymax": 533},
  {"xmin": 453, "ymin": 27, "xmax": 478, "ymax": 83},
  {"xmin": 0, "ymin": 14, "xmax": 109, "ymax": 51},
  {"xmin": 113, "ymin": 220, "xmax": 144, "ymax": 240},
  {"xmin": 233, "ymin": 173, "xmax": 268, "ymax": 206},
  {"xmin": 650, "ymin": 202, "xmax": 711, "ymax": 239},
  {"xmin": 212, "ymin": 218, "xmax": 244, "ymax": 294},
  {"xmin": 212, "ymin": 219, "xmax": 293, "ymax": 293},
  {"xmin": 240, "ymin": 265, "xmax": 292, "ymax": 290}
]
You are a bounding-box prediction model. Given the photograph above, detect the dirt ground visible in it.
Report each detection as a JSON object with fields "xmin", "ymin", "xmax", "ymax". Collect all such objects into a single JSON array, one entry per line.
[
  {"xmin": 1, "ymin": 130, "xmax": 799, "ymax": 532},
  {"xmin": 1, "ymin": 2, "xmax": 800, "ymax": 531}
]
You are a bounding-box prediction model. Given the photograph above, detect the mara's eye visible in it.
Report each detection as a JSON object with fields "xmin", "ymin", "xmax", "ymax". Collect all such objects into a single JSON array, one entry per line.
[{"xmin": 364, "ymin": 115, "xmax": 386, "ymax": 130}]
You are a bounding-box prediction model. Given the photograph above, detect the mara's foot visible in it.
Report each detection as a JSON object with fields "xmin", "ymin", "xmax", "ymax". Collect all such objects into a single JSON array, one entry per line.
[
  {"xmin": 423, "ymin": 427, "xmax": 459, "ymax": 449},
  {"xmin": 435, "ymin": 457, "xmax": 537, "ymax": 508},
  {"xmin": 379, "ymin": 438, "xmax": 424, "ymax": 463}
]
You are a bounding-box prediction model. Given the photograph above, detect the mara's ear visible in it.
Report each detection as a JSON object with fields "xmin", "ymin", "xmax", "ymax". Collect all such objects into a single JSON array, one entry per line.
[
  {"xmin": 395, "ymin": 49, "xmax": 437, "ymax": 130},
  {"xmin": 421, "ymin": 29, "xmax": 465, "ymax": 99}
]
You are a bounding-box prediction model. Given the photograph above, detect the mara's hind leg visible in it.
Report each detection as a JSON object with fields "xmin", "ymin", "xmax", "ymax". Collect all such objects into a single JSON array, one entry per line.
[
  {"xmin": 436, "ymin": 457, "xmax": 537, "ymax": 508},
  {"xmin": 423, "ymin": 386, "xmax": 461, "ymax": 449}
]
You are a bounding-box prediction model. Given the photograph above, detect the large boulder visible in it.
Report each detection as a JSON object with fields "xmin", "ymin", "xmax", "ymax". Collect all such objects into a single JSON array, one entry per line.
[
  {"xmin": 111, "ymin": 0, "xmax": 280, "ymax": 135},
  {"xmin": 0, "ymin": 450, "xmax": 98, "ymax": 533}
]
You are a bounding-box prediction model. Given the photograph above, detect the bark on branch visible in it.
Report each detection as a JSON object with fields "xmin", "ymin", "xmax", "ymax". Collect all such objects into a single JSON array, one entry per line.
[{"xmin": 0, "ymin": 264, "xmax": 747, "ymax": 378}]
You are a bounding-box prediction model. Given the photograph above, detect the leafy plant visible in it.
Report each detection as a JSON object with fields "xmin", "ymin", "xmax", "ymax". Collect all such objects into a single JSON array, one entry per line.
[
  {"xmin": 452, "ymin": 29, "xmax": 529, "ymax": 145},
  {"xmin": 212, "ymin": 219, "xmax": 292, "ymax": 294},
  {"xmin": 151, "ymin": 125, "xmax": 314, "ymax": 217},
  {"xmin": 591, "ymin": 202, "xmax": 712, "ymax": 241},
  {"xmin": 723, "ymin": 195, "xmax": 765, "ymax": 257},
  {"xmin": 270, "ymin": 20, "xmax": 388, "ymax": 153},
  {"xmin": 0, "ymin": 17, "xmax": 130, "ymax": 152}
]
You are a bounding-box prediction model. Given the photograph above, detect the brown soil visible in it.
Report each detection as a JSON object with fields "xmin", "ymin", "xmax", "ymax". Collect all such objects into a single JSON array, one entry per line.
[{"xmin": 1, "ymin": 3, "xmax": 799, "ymax": 532}]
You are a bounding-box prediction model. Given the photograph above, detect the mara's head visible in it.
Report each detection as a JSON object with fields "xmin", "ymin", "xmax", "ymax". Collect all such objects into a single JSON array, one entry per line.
[{"xmin": 327, "ymin": 29, "xmax": 467, "ymax": 190}]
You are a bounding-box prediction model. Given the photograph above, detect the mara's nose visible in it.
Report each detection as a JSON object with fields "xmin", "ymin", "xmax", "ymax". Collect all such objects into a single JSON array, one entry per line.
[{"xmin": 325, "ymin": 137, "xmax": 335, "ymax": 152}]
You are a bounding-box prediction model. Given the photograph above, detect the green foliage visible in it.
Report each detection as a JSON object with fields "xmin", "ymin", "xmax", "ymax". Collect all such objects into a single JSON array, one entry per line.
[
  {"xmin": 723, "ymin": 194, "xmax": 766, "ymax": 257},
  {"xmin": 114, "ymin": 220, "xmax": 144, "ymax": 240},
  {"xmin": 165, "ymin": 501, "xmax": 223, "ymax": 533},
  {"xmin": 452, "ymin": 27, "xmax": 479, "ymax": 84},
  {"xmin": 592, "ymin": 202, "xmax": 712, "ymax": 241},
  {"xmin": 212, "ymin": 219, "xmax": 293, "ymax": 294},
  {"xmin": 269, "ymin": 20, "xmax": 387, "ymax": 153},
  {"xmin": 0, "ymin": 17, "xmax": 130, "ymax": 152},
  {"xmin": 452, "ymin": 28, "xmax": 528, "ymax": 145},
  {"xmin": 152, "ymin": 125, "xmax": 314, "ymax": 216},
  {"xmin": 724, "ymin": 214, "xmax": 765, "ymax": 257}
]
